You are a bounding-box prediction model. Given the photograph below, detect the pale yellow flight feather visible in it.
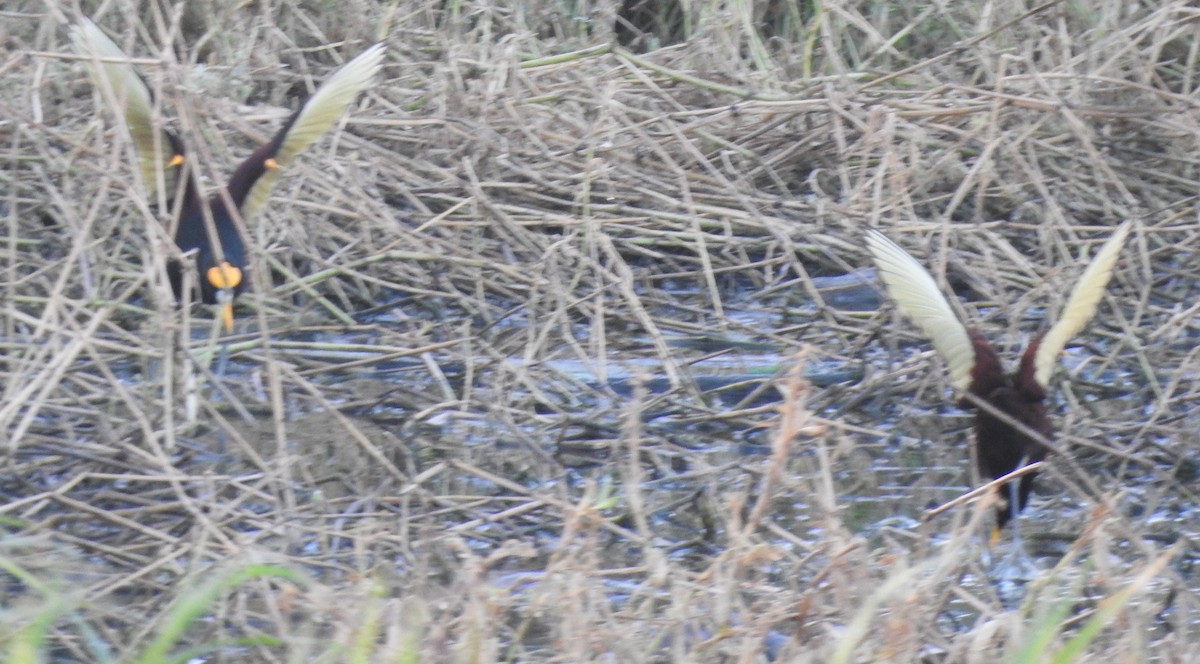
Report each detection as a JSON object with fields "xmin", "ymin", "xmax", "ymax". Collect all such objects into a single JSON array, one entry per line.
[
  {"xmin": 240, "ymin": 43, "xmax": 385, "ymax": 221},
  {"xmin": 865, "ymin": 229, "xmax": 975, "ymax": 392},
  {"xmin": 70, "ymin": 19, "xmax": 177, "ymax": 203},
  {"xmin": 1033, "ymin": 221, "xmax": 1131, "ymax": 387},
  {"xmin": 866, "ymin": 223, "xmax": 1131, "ymax": 392}
]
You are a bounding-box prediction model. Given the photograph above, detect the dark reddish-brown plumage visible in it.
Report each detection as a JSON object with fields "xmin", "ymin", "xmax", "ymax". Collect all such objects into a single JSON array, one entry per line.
[
  {"xmin": 865, "ymin": 223, "xmax": 1130, "ymax": 533},
  {"xmin": 963, "ymin": 331, "xmax": 1050, "ymax": 529}
]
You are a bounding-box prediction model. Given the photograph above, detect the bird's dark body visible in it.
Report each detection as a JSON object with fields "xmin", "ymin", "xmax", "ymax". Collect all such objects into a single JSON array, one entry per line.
[
  {"xmin": 163, "ymin": 114, "xmax": 296, "ymax": 305},
  {"xmin": 167, "ymin": 196, "xmax": 248, "ymax": 305},
  {"xmin": 961, "ymin": 331, "xmax": 1052, "ymax": 529}
]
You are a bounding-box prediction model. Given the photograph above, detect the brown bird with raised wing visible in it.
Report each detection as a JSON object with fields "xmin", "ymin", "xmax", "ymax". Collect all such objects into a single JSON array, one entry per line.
[{"xmin": 866, "ymin": 222, "xmax": 1130, "ymax": 550}]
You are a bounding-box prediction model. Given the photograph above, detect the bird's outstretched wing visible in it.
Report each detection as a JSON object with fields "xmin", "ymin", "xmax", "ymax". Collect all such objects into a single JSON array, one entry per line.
[
  {"xmin": 866, "ymin": 228, "xmax": 976, "ymax": 392},
  {"xmin": 71, "ymin": 19, "xmax": 182, "ymax": 204},
  {"xmin": 239, "ymin": 43, "xmax": 386, "ymax": 220},
  {"xmin": 1033, "ymin": 221, "xmax": 1132, "ymax": 387}
]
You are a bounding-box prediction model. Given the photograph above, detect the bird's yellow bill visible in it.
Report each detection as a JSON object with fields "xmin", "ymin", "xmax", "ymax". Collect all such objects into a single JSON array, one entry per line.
[
  {"xmin": 219, "ymin": 299, "xmax": 235, "ymax": 333},
  {"xmin": 207, "ymin": 262, "xmax": 243, "ymax": 291},
  {"xmin": 207, "ymin": 262, "xmax": 243, "ymax": 333}
]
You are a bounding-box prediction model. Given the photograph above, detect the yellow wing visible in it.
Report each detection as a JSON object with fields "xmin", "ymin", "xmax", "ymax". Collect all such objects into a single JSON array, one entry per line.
[
  {"xmin": 71, "ymin": 19, "xmax": 181, "ymax": 204},
  {"xmin": 1033, "ymin": 221, "xmax": 1132, "ymax": 387},
  {"xmin": 240, "ymin": 42, "xmax": 386, "ymax": 220},
  {"xmin": 866, "ymin": 229, "xmax": 976, "ymax": 392}
]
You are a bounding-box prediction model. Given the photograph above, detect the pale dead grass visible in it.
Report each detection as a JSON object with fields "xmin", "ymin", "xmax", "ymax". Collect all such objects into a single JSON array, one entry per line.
[{"xmin": 1, "ymin": 0, "xmax": 1198, "ymax": 660}]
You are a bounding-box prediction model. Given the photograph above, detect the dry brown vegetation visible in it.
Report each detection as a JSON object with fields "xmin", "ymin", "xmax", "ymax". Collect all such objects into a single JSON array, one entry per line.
[{"xmin": 3, "ymin": 0, "xmax": 1199, "ymax": 660}]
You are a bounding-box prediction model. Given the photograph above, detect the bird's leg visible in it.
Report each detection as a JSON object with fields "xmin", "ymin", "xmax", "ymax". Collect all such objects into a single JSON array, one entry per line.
[
  {"xmin": 996, "ymin": 455, "xmax": 1038, "ymax": 581},
  {"xmin": 1008, "ymin": 462, "xmax": 1025, "ymax": 552}
]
